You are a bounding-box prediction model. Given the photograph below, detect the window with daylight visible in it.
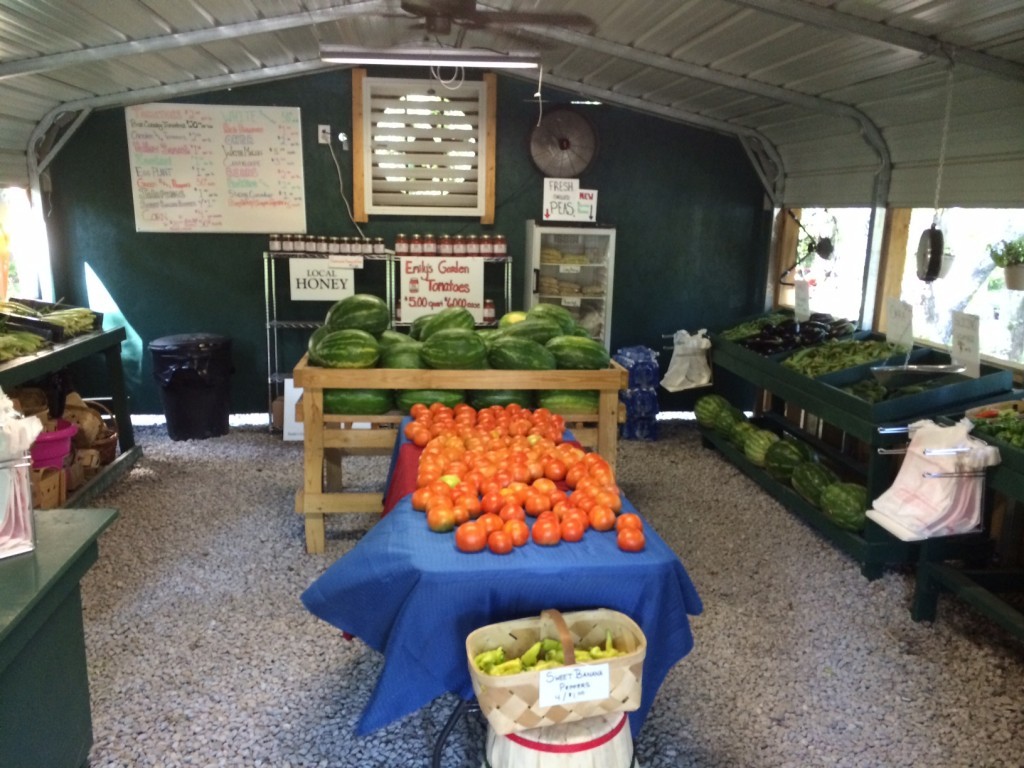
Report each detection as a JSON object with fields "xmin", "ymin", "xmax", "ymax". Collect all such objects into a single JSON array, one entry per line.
[
  {"xmin": 354, "ymin": 72, "xmax": 495, "ymax": 220},
  {"xmin": 899, "ymin": 208, "xmax": 1024, "ymax": 367}
]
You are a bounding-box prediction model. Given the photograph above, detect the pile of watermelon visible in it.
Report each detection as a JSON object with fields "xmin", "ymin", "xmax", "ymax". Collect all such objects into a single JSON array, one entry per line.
[
  {"xmin": 307, "ymin": 294, "xmax": 611, "ymax": 416},
  {"xmin": 694, "ymin": 394, "xmax": 869, "ymax": 532}
]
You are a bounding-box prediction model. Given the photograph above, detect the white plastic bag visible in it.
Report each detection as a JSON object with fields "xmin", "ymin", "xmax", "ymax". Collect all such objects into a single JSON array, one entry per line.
[{"xmin": 660, "ymin": 329, "xmax": 712, "ymax": 392}]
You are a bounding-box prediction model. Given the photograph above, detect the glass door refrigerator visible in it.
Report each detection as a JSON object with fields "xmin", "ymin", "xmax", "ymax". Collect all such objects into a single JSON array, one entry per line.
[{"xmin": 525, "ymin": 221, "xmax": 616, "ymax": 348}]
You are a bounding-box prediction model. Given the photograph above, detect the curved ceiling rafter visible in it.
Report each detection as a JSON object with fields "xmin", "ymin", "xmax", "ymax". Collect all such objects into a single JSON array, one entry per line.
[
  {"xmin": 526, "ymin": 71, "xmax": 785, "ymax": 202},
  {"xmin": 725, "ymin": 0, "xmax": 1024, "ymax": 83},
  {"xmin": 0, "ymin": 0, "xmax": 390, "ymax": 81}
]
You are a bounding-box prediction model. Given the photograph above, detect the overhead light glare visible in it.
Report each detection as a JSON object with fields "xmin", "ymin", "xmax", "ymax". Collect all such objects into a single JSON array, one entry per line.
[{"xmin": 320, "ymin": 45, "xmax": 539, "ymax": 70}]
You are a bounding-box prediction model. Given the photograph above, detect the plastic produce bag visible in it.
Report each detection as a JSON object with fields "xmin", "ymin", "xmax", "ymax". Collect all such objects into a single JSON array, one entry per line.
[{"xmin": 660, "ymin": 329, "xmax": 712, "ymax": 392}]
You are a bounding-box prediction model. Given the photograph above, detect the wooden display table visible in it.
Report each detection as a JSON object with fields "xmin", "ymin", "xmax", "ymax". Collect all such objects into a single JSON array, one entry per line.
[
  {"xmin": 0, "ymin": 507, "xmax": 118, "ymax": 768},
  {"xmin": 291, "ymin": 354, "xmax": 628, "ymax": 553}
]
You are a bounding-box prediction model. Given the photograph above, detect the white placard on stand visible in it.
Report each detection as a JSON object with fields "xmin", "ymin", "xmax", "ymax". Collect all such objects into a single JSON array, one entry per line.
[
  {"xmin": 794, "ymin": 280, "xmax": 811, "ymax": 322},
  {"xmin": 951, "ymin": 311, "xmax": 981, "ymax": 378},
  {"xmin": 283, "ymin": 378, "xmax": 304, "ymax": 442},
  {"xmin": 885, "ymin": 297, "xmax": 914, "ymax": 351},
  {"xmin": 289, "ymin": 258, "xmax": 355, "ymax": 301},
  {"xmin": 398, "ymin": 255, "xmax": 484, "ymax": 323}
]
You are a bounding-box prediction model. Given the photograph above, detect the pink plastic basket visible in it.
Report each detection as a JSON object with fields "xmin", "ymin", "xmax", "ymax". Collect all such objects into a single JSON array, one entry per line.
[{"xmin": 30, "ymin": 419, "xmax": 78, "ymax": 469}]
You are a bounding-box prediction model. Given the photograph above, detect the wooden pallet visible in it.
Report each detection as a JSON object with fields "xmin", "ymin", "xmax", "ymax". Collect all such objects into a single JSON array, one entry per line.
[{"xmin": 291, "ymin": 355, "xmax": 629, "ymax": 553}]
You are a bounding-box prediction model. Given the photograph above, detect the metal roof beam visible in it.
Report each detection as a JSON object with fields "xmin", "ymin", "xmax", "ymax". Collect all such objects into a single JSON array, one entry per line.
[
  {"xmin": 524, "ymin": 71, "xmax": 785, "ymax": 202},
  {"xmin": 726, "ymin": 0, "xmax": 1024, "ymax": 82},
  {"xmin": 523, "ymin": 24, "xmax": 889, "ymax": 198},
  {"xmin": 0, "ymin": 0, "xmax": 388, "ymax": 81}
]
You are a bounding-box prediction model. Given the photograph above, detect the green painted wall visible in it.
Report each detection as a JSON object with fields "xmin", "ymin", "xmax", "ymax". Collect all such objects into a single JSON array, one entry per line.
[{"xmin": 46, "ymin": 69, "xmax": 769, "ymax": 415}]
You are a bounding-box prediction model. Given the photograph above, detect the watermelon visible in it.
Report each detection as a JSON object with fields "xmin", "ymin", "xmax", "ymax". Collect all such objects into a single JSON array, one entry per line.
[
  {"xmin": 527, "ymin": 303, "xmax": 577, "ymax": 334},
  {"xmin": 500, "ymin": 318, "xmax": 563, "ymax": 345},
  {"xmin": 694, "ymin": 394, "xmax": 729, "ymax": 428},
  {"xmin": 409, "ymin": 314, "xmax": 433, "ymax": 340},
  {"xmin": 569, "ymin": 325, "xmax": 592, "ymax": 337},
  {"xmin": 323, "ymin": 388, "xmax": 394, "ymax": 415},
  {"xmin": 791, "ymin": 461, "xmax": 839, "ymax": 508},
  {"xmin": 419, "ymin": 307, "xmax": 475, "ymax": 340},
  {"xmin": 470, "ymin": 390, "xmax": 536, "ymax": 409},
  {"xmin": 538, "ymin": 389, "xmax": 599, "ymax": 414},
  {"xmin": 324, "ymin": 294, "xmax": 390, "ymax": 335},
  {"xmin": 380, "ymin": 342, "xmax": 425, "ymax": 369},
  {"xmin": 763, "ymin": 439, "xmax": 807, "ymax": 482},
  {"xmin": 782, "ymin": 435, "xmax": 815, "ymax": 462},
  {"xmin": 476, "ymin": 328, "xmax": 502, "ymax": 349},
  {"xmin": 714, "ymin": 406, "xmax": 744, "ymax": 435},
  {"xmin": 820, "ymin": 482, "xmax": 868, "ymax": 532},
  {"xmin": 378, "ymin": 329, "xmax": 415, "ymax": 347},
  {"xmin": 310, "ymin": 328, "xmax": 380, "ymax": 369},
  {"xmin": 545, "ymin": 335, "xmax": 611, "ymax": 370},
  {"xmin": 487, "ymin": 336, "xmax": 557, "ymax": 370},
  {"xmin": 307, "ymin": 325, "xmax": 332, "ymax": 365},
  {"xmin": 498, "ymin": 311, "xmax": 528, "ymax": 328},
  {"xmin": 421, "ymin": 328, "xmax": 488, "ymax": 369},
  {"xmin": 396, "ymin": 389, "xmax": 465, "ymax": 412},
  {"xmin": 744, "ymin": 429, "xmax": 780, "ymax": 467},
  {"xmin": 730, "ymin": 420, "xmax": 757, "ymax": 449}
]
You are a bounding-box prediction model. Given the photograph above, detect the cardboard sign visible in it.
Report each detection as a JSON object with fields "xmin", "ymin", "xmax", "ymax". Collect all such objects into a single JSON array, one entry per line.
[
  {"xmin": 288, "ymin": 258, "xmax": 354, "ymax": 301},
  {"xmin": 885, "ymin": 298, "xmax": 914, "ymax": 351},
  {"xmin": 542, "ymin": 178, "xmax": 598, "ymax": 222},
  {"xmin": 538, "ymin": 663, "xmax": 610, "ymax": 708},
  {"xmin": 399, "ymin": 256, "xmax": 484, "ymax": 322},
  {"xmin": 951, "ymin": 311, "xmax": 981, "ymax": 378}
]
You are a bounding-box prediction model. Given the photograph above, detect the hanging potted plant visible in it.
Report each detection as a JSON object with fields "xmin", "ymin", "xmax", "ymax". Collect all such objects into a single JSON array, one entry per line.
[{"xmin": 989, "ymin": 235, "xmax": 1024, "ymax": 290}]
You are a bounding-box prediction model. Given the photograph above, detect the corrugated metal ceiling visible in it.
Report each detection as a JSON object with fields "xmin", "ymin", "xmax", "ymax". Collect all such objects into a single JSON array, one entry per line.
[{"xmin": 0, "ymin": 0, "xmax": 1021, "ymax": 207}]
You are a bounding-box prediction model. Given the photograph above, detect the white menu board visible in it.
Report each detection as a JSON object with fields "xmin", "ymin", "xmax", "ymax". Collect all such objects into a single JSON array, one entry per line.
[{"xmin": 126, "ymin": 103, "xmax": 306, "ymax": 233}]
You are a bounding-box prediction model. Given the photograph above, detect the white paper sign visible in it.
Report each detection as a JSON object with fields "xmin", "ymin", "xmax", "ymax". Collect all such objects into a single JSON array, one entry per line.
[
  {"xmin": 885, "ymin": 298, "xmax": 914, "ymax": 351},
  {"xmin": 328, "ymin": 255, "xmax": 365, "ymax": 270},
  {"xmin": 542, "ymin": 178, "xmax": 598, "ymax": 222},
  {"xmin": 289, "ymin": 258, "xmax": 354, "ymax": 301},
  {"xmin": 538, "ymin": 663, "xmax": 610, "ymax": 708},
  {"xmin": 794, "ymin": 280, "xmax": 811, "ymax": 322},
  {"xmin": 283, "ymin": 378, "xmax": 304, "ymax": 441},
  {"xmin": 399, "ymin": 256, "xmax": 484, "ymax": 322},
  {"xmin": 951, "ymin": 311, "xmax": 981, "ymax": 378}
]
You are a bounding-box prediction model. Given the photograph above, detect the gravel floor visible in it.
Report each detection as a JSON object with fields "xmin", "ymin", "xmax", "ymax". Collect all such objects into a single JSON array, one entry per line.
[{"xmin": 78, "ymin": 420, "xmax": 1024, "ymax": 768}]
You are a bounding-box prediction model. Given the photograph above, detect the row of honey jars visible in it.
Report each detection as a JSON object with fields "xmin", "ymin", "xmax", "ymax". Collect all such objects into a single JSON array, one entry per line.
[{"xmin": 393, "ymin": 233, "xmax": 507, "ymax": 258}]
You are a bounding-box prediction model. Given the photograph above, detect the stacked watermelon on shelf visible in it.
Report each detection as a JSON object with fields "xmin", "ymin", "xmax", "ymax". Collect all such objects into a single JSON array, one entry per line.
[
  {"xmin": 693, "ymin": 393, "xmax": 869, "ymax": 532},
  {"xmin": 307, "ymin": 294, "xmax": 611, "ymax": 416}
]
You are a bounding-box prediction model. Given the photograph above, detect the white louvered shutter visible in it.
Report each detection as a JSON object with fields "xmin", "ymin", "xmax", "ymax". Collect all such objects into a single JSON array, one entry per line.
[{"xmin": 361, "ymin": 77, "xmax": 487, "ymax": 216}]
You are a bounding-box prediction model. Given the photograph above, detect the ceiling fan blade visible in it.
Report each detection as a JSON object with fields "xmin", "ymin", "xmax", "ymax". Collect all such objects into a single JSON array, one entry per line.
[{"xmin": 464, "ymin": 11, "xmax": 594, "ymax": 28}]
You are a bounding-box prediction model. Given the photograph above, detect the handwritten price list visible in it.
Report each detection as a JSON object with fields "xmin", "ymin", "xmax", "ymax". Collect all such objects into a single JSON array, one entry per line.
[{"xmin": 126, "ymin": 103, "xmax": 306, "ymax": 233}]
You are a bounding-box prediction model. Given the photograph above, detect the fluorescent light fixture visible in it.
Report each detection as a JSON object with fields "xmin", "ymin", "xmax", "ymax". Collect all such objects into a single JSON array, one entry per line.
[{"xmin": 320, "ymin": 45, "xmax": 539, "ymax": 69}]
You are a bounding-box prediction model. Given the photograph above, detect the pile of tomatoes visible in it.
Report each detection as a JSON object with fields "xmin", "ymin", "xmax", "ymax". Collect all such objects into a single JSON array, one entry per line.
[{"xmin": 406, "ymin": 402, "xmax": 646, "ymax": 555}]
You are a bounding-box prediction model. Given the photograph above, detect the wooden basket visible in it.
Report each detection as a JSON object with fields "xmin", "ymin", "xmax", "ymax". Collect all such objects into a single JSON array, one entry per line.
[
  {"xmin": 86, "ymin": 400, "xmax": 118, "ymax": 464},
  {"xmin": 465, "ymin": 608, "xmax": 646, "ymax": 735}
]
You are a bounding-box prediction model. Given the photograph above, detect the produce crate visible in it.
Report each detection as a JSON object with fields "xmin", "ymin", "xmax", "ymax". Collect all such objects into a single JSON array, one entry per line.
[
  {"xmin": 291, "ymin": 355, "xmax": 629, "ymax": 553},
  {"xmin": 466, "ymin": 608, "xmax": 646, "ymax": 735},
  {"xmin": 3, "ymin": 298, "xmax": 103, "ymax": 336},
  {"xmin": 816, "ymin": 349, "xmax": 1014, "ymax": 423}
]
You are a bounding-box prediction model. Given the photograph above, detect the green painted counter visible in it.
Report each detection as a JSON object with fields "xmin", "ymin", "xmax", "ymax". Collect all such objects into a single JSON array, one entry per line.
[{"xmin": 0, "ymin": 507, "xmax": 118, "ymax": 768}]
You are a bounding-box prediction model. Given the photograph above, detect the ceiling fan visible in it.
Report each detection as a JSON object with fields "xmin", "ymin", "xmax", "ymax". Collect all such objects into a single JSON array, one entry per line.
[{"xmin": 397, "ymin": 0, "xmax": 594, "ymax": 35}]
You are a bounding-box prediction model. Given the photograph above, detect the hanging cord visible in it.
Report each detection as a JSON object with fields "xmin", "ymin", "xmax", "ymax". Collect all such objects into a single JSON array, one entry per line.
[
  {"xmin": 327, "ymin": 139, "xmax": 365, "ymax": 239},
  {"xmin": 534, "ymin": 66, "xmax": 544, "ymax": 126},
  {"xmin": 430, "ymin": 65, "xmax": 465, "ymax": 90},
  {"xmin": 931, "ymin": 61, "xmax": 955, "ymax": 227}
]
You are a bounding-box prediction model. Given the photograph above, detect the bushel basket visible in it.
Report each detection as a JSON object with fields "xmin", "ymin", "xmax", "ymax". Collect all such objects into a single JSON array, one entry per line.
[{"xmin": 466, "ymin": 608, "xmax": 646, "ymax": 735}]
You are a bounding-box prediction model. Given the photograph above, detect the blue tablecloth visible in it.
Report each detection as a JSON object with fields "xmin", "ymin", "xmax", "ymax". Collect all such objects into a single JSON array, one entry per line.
[{"xmin": 302, "ymin": 492, "xmax": 703, "ymax": 736}]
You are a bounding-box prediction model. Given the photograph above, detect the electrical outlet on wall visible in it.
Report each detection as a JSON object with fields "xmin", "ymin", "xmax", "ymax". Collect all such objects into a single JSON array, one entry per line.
[{"xmin": 318, "ymin": 124, "xmax": 331, "ymax": 144}]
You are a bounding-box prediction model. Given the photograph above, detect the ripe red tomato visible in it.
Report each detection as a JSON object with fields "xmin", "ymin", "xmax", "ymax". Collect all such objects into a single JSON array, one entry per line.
[
  {"xmin": 531, "ymin": 519, "xmax": 562, "ymax": 546},
  {"xmin": 615, "ymin": 513, "xmax": 643, "ymax": 532},
  {"xmin": 504, "ymin": 519, "xmax": 530, "ymax": 547},
  {"xmin": 455, "ymin": 521, "xmax": 487, "ymax": 553},
  {"xmin": 523, "ymin": 490, "xmax": 551, "ymax": 517},
  {"xmin": 477, "ymin": 512, "xmax": 504, "ymax": 536},
  {"xmin": 499, "ymin": 503, "xmax": 526, "ymax": 522},
  {"xmin": 617, "ymin": 527, "xmax": 645, "ymax": 552},
  {"xmin": 487, "ymin": 530, "xmax": 513, "ymax": 555},
  {"xmin": 559, "ymin": 516, "xmax": 585, "ymax": 543},
  {"xmin": 588, "ymin": 504, "xmax": 616, "ymax": 532},
  {"xmin": 426, "ymin": 505, "xmax": 456, "ymax": 533}
]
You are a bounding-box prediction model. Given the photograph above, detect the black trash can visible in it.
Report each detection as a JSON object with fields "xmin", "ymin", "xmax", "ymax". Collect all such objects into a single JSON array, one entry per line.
[{"xmin": 149, "ymin": 333, "xmax": 233, "ymax": 440}]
